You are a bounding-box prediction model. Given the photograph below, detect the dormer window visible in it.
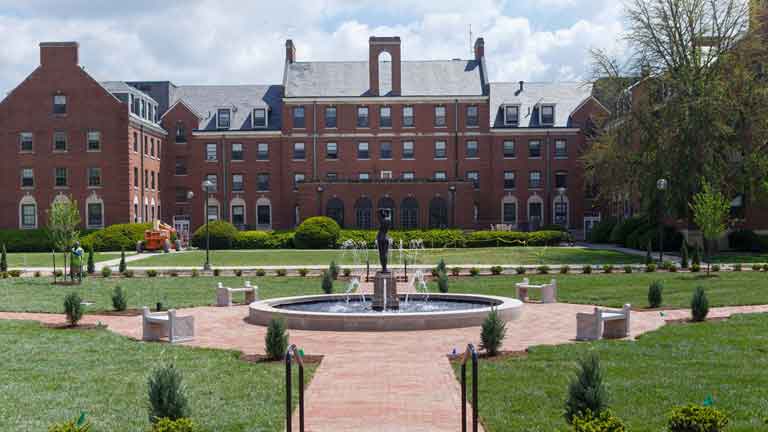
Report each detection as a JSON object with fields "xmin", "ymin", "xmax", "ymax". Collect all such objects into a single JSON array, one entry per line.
[
  {"xmin": 217, "ymin": 109, "xmax": 231, "ymax": 129},
  {"xmin": 253, "ymin": 108, "xmax": 267, "ymax": 128},
  {"xmin": 541, "ymin": 105, "xmax": 555, "ymax": 125},
  {"xmin": 53, "ymin": 95, "xmax": 67, "ymax": 114},
  {"xmin": 504, "ymin": 105, "xmax": 519, "ymax": 126}
]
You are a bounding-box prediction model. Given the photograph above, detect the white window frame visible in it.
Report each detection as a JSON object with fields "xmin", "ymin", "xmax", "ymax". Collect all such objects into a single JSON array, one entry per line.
[
  {"xmin": 206, "ymin": 198, "xmax": 221, "ymax": 222},
  {"xmin": 20, "ymin": 168, "xmax": 34, "ymax": 189},
  {"xmin": 206, "ymin": 143, "xmax": 217, "ymax": 161},
  {"xmin": 85, "ymin": 194, "xmax": 105, "ymax": 229},
  {"xmin": 380, "ymin": 170, "xmax": 393, "ymax": 180},
  {"xmin": 403, "ymin": 105, "xmax": 415, "ymax": 127},
  {"xmin": 293, "ymin": 142, "xmax": 306, "ymax": 160},
  {"xmin": 232, "ymin": 174, "xmax": 244, "ymax": 192},
  {"xmin": 434, "ymin": 105, "xmax": 447, "ymax": 127},
  {"xmin": 402, "ymin": 141, "xmax": 415, "ymax": 159},
  {"xmin": 19, "ymin": 195, "xmax": 38, "ymax": 229},
  {"xmin": 19, "ymin": 132, "xmax": 33, "ymax": 153},
  {"xmin": 504, "ymin": 104, "xmax": 520, "ymax": 126},
  {"xmin": 257, "ymin": 143, "xmax": 269, "ymax": 160},
  {"xmin": 434, "ymin": 140, "xmax": 447, "ymax": 159},
  {"xmin": 402, "ymin": 171, "xmax": 415, "ymax": 181},
  {"xmin": 87, "ymin": 167, "xmax": 102, "ymax": 188},
  {"xmin": 253, "ymin": 108, "xmax": 268, "ymax": 128},
  {"xmin": 87, "ymin": 130, "xmax": 101, "ymax": 152},
  {"xmin": 217, "ymin": 108, "xmax": 231, "ymax": 129},
  {"xmin": 433, "ymin": 171, "xmax": 447, "ymax": 181}
]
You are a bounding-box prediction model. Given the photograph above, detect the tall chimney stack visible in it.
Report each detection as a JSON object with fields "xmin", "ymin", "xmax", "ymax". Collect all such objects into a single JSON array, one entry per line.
[
  {"xmin": 285, "ymin": 39, "xmax": 296, "ymax": 64},
  {"xmin": 474, "ymin": 37, "xmax": 485, "ymax": 61},
  {"xmin": 40, "ymin": 42, "xmax": 79, "ymax": 68}
]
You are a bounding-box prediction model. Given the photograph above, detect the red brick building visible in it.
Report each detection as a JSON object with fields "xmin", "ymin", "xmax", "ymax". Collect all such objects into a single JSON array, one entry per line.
[{"xmin": 0, "ymin": 38, "xmax": 608, "ymax": 239}]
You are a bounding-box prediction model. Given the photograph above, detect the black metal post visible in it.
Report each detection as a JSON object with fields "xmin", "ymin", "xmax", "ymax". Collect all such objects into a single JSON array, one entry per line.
[
  {"xmin": 472, "ymin": 349, "xmax": 478, "ymax": 432},
  {"xmin": 285, "ymin": 345, "xmax": 305, "ymax": 432},
  {"xmin": 204, "ymin": 190, "xmax": 211, "ymax": 271},
  {"xmin": 658, "ymin": 192, "xmax": 663, "ymax": 263},
  {"xmin": 461, "ymin": 362, "xmax": 467, "ymax": 432},
  {"xmin": 460, "ymin": 343, "xmax": 479, "ymax": 432},
  {"xmin": 299, "ymin": 361, "xmax": 305, "ymax": 432},
  {"xmin": 285, "ymin": 351, "xmax": 292, "ymax": 432}
]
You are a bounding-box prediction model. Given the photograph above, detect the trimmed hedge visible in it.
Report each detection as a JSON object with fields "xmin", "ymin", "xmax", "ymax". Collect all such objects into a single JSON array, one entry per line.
[
  {"xmin": 729, "ymin": 229, "xmax": 768, "ymax": 252},
  {"xmin": 609, "ymin": 216, "xmax": 647, "ymax": 246},
  {"xmin": 588, "ymin": 217, "xmax": 617, "ymax": 243},
  {"xmin": 190, "ymin": 220, "xmax": 238, "ymax": 250},
  {"xmin": 80, "ymin": 223, "xmax": 152, "ymax": 252},
  {"xmin": 0, "ymin": 229, "xmax": 52, "ymax": 252},
  {"xmin": 293, "ymin": 217, "xmax": 341, "ymax": 249},
  {"xmin": 465, "ymin": 231, "xmax": 527, "ymax": 248}
]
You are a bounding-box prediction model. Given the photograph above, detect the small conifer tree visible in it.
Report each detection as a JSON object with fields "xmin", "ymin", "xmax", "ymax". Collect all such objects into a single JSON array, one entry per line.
[
  {"xmin": 86, "ymin": 248, "xmax": 95, "ymax": 274},
  {"xmin": 0, "ymin": 243, "xmax": 7, "ymax": 273},
  {"xmin": 321, "ymin": 270, "xmax": 334, "ymax": 294},
  {"xmin": 680, "ymin": 243, "xmax": 689, "ymax": 269},
  {"xmin": 480, "ymin": 308, "xmax": 506, "ymax": 356},
  {"xmin": 265, "ymin": 318, "xmax": 289, "ymax": 360},
  {"xmin": 691, "ymin": 286, "xmax": 709, "ymax": 322},
  {"xmin": 565, "ymin": 353, "xmax": 608, "ymax": 423},
  {"xmin": 437, "ymin": 271, "xmax": 449, "ymax": 293},
  {"xmin": 147, "ymin": 364, "xmax": 189, "ymax": 423},
  {"xmin": 119, "ymin": 248, "xmax": 127, "ymax": 273}
]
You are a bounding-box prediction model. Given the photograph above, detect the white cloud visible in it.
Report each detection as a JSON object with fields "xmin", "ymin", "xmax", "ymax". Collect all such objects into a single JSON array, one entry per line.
[{"xmin": 0, "ymin": 0, "xmax": 626, "ymax": 97}]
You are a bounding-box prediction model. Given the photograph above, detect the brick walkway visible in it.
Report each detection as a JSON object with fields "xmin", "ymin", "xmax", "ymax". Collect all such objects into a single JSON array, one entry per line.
[{"xmin": 2, "ymin": 303, "xmax": 767, "ymax": 431}]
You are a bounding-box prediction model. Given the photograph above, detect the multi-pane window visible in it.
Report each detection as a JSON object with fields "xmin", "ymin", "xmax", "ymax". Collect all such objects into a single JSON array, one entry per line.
[
  {"xmin": 21, "ymin": 204, "xmax": 36, "ymax": 228},
  {"xmin": 466, "ymin": 140, "xmax": 478, "ymax": 158},
  {"xmin": 88, "ymin": 167, "xmax": 102, "ymax": 187},
  {"xmin": 325, "ymin": 142, "xmax": 338, "ymax": 159},
  {"xmin": 55, "ymin": 167, "xmax": 68, "ymax": 187},
  {"xmin": 403, "ymin": 141, "xmax": 415, "ymax": 159},
  {"xmin": 529, "ymin": 171, "xmax": 542, "ymax": 188},
  {"xmin": 175, "ymin": 188, "xmax": 189, "ymax": 203},
  {"xmin": 175, "ymin": 122, "xmax": 186, "ymax": 142},
  {"xmin": 528, "ymin": 140, "xmax": 541, "ymax": 158},
  {"xmin": 504, "ymin": 105, "xmax": 519, "ymax": 126},
  {"xmin": 86, "ymin": 131, "xmax": 101, "ymax": 151},
  {"xmin": 257, "ymin": 173, "xmax": 270, "ymax": 191},
  {"xmin": 175, "ymin": 158, "xmax": 187, "ymax": 175},
  {"xmin": 380, "ymin": 170, "xmax": 393, "ymax": 179},
  {"xmin": 206, "ymin": 174, "xmax": 218, "ymax": 191},
  {"xmin": 133, "ymin": 167, "xmax": 139, "ymax": 187},
  {"xmin": 467, "ymin": 171, "xmax": 479, "ymax": 188},
  {"xmin": 232, "ymin": 174, "xmax": 244, "ymax": 191},
  {"xmin": 503, "ymin": 140, "xmax": 515, "ymax": 158},
  {"xmin": 53, "ymin": 95, "xmax": 67, "ymax": 114},
  {"xmin": 357, "ymin": 142, "xmax": 370, "ymax": 159},
  {"xmin": 380, "ymin": 106, "xmax": 392, "ymax": 127},
  {"xmin": 434, "ymin": 105, "xmax": 446, "ymax": 127},
  {"xmin": 19, "ymin": 133, "xmax": 33, "ymax": 152},
  {"xmin": 257, "ymin": 143, "xmax": 269, "ymax": 160},
  {"xmin": 150, "ymin": 139, "xmax": 155, "ymax": 157},
  {"xmin": 150, "ymin": 171, "xmax": 155, "ymax": 189},
  {"xmin": 53, "ymin": 132, "xmax": 67, "ymax": 152},
  {"xmin": 325, "ymin": 107, "xmax": 337, "ymax": 128},
  {"xmin": 87, "ymin": 203, "xmax": 103, "ymax": 228},
  {"xmin": 207, "ymin": 205, "xmax": 219, "ymax": 221},
  {"xmin": 21, "ymin": 168, "xmax": 34, "ymax": 188},
  {"xmin": 294, "ymin": 173, "xmax": 305, "ymax": 186},
  {"xmin": 231, "ymin": 143, "xmax": 243, "ymax": 161},
  {"xmin": 541, "ymin": 105, "xmax": 555, "ymax": 125},
  {"xmin": 466, "ymin": 105, "xmax": 479, "ymax": 127},
  {"xmin": 555, "ymin": 139, "xmax": 568, "ymax": 158},
  {"xmin": 434, "ymin": 141, "xmax": 447, "ymax": 159},
  {"xmin": 217, "ymin": 109, "xmax": 231, "ymax": 129},
  {"xmin": 133, "ymin": 132, "xmax": 138, "ymax": 152},
  {"xmin": 555, "ymin": 171, "xmax": 568, "ymax": 189},
  {"xmin": 402, "ymin": 171, "xmax": 415, "ymax": 181},
  {"xmin": 359, "ymin": 172, "xmax": 370, "ymax": 181},
  {"xmin": 293, "ymin": 142, "xmax": 305, "ymax": 159},
  {"xmin": 293, "ymin": 106, "xmax": 305, "ymax": 128},
  {"xmin": 257, "ymin": 205, "xmax": 271, "ymax": 226},
  {"xmin": 326, "ymin": 172, "xmax": 338, "ymax": 181},
  {"xmin": 357, "ymin": 106, "xmax": 369, "ymax": 127},
  {"xmin": 403, "ymin": 106, "xmax": 414, "ymax": 127},
  {"xmin": 503, "ymin": 202, "xmax": 517, "ymax": 224},
  {"xmin": 434, "ymin": 171, "xmax": 447, "ymax": 181},
  {"xmin": 504, "ymin": 171, "xmax": 516, "ymax": 189},
  {"xmin": 380, "ymin": 142, "xmax": 392, "ymax": 159},
  {"xmin": 206, "ymin": 143, "xmax": 217, "ymax": 161},
  {"xmin": 253, "ymin": 108, "xmax": 267, "ymax": 128},
  {"xmin": 232, "ymin": 205, "xmax": 245, "ymax": 226}
]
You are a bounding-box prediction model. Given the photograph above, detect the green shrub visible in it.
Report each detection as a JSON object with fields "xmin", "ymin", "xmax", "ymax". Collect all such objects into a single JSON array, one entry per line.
[
  {"xmin": 147, "ymin": 269, "xmax": 158, "ymax": 278},
  {"xmin": 191, "ymin": 269, "xmax": 199, "ymax": 278},
  {"xmin": 763, "ymin": 264, "xmax": 768, "ymax": 272},
  {"xmin": 63, "ymin": 293, "xmax": 83, "ymax": 326},
  {"xmin": 645, "ymin": 263, "xmax": 657, "ymax": 273},
  {"xmin": 343, "ymin": 268, "xmax": 352, "ymax": 277},
  {"xmin": 583, "ymin": 265, "xmax": 593, "ymax": 274},
  {"xmin": 588, "ymin": 217, "xmax": 618, "ymax": 243},
  {"xmin": 8, "ymin": 270, "xmax": 21, "ymax": 277},
  {"xmin": 603, "ymin": 264, "xmax": 614, "ymax": 274},
  {"xmin": 711, "ymin": 264, "xmax": 721, "ymax": 273},
  {"xmin": 572, "ymin": 410, "xmax": 626, "ymax": 432},
  {"xmin": 233, "ymin": 230, "xmax": 272, "ymax": 249},
  {"xmin": 480, "ymin": 308, "xmax": 506, "ymax": 356},
  {"xmin": 691, "ymin": 263, "xmax": 701, "ymax": 273},
  {"xmin": 321, "ymin": 271, "xmax": 333, "ymax": 294},
  {"xmin": 528, "ymin": 230, "xmax": 566, "ymax": 246},
  {"xmin": 437, "ymin": 271, "xmax": 449, "ymax": 293},
  {"xmin": 0, "ymin": 229, "xmax": 52, "ymax": 252},
  {"xmin": 190, "ymin": 220, "xmax": 238, "ymax": 250},
  {"xmin": 469, "ymin": 267, "xmax": 480, "ymax": 277},
  {"xmin": 294, "ymin": 216, "xmax": 341, "ymax": 249},
  {"xmin": 560, "ymin": 265, "xmax": 571, "ymax": 274},
  {"xmin": 465, "ymin": 230, "xmax": 527, "ymax": 248},
  {"xmin": 662, "ymin": 261, "xmax": 675, "ymax": 271},
  {"xmin": 264, "ymin": 231, "xmax": 295, "ymax": 249},
  {"xmin": 610, "ymin": 216, "xmax": 646, "ymax": 246},
  {"xmin": 565, "ymin": 353, "xmax": 608, "ymax": 423},
  {"xmin": 54, "ymin": 270, "xmax": 63, "ymax": 278},
  {"xmin": 752, "ymin": 264, "xmax": 763, "ymax": 272},
  {"xmin": 169, "ymin": 271, "xmax": 179, "ymax": 277},
  {"xmin": 692, "ymin": 246, "xmax": 701, "ymax": 266},
  {"xmin": 648, "ymin": 281, "xmax": 663, "ymax": 308},
  {"xmin": 34, "ymin": 271, "xmax": 41, "ymax": 278},
  {"xmin": 515, "ymin": 266, "xmax": 526, "ymax": 275},
  {"xmin": 48, "ymin": 414, "xmax": 92, "ymax": 432},
  {"xmin": 1, "ymin": 243, "xmax": 8, "ymax": 272},
  {"xmin": 732, "ymin": 263, "xmax": 742, "ymax": 272},
  {"xmin": 451, "ymin": 267, "xmax": 461, "ymax": 276},
  {"xmin": 119, "ymin": 248, "xmax": 127, "ymax": 273},
  {"xmin": 150, "ymin": 417, "xmax": 204, "ymax": 432},
  {"xmin": 101, "ymin": 266, "xmax": 112, "ymax": 279},
  {"xmin": 681, "ymin": 243, "xmax": 689, "ymax": 269},
  {"xmin": 329, "ymin": 261, "xmax": 340, "ymax": 280},
  {"xmin": 275, "ymin": 269, "xmax": 287, "ymax": 277},
  {"xmin": 667, "ymin": 404, "xmax": 728, "ymax": 432},
  {"xmin": 623, "ymin": 265, "xmax": 633, "ymax": 274},
  {"xmin": 0, "ymin": 271, "xmax": 7, "ymax": 279},
  {"xmin": 538, "ymin": 265, "xmax": 551, "ymax": 274},
  {"xmin": 265, "ymin": 318, "xmax": 288, "ymax": 360},
  {"xmin": 255, "ymin": 269, "xmax": 265, "ymax": 277},
  {"xmin": 80, "ymin": 223, "xmax": 152, "ymax": 251},
  {"xmin": 234, "ymin": 269, "xmax": 242, "ymax": 277},
  {"xmin": 691, "ymin": 287, "xmax": 709, "ymax": 322},
  {"xmin": 728, "ymin": 229, "xmax": 762, "ymax": 252},
  {"xmin": 122, "ymin": 269, "xmax": 134, "ymax": 278},
  {"xmin": 436, "ymin": 259, "xmax": 447, "ymax": 275},
  {"xmin": 86, "ymin": 249, "xmax": 95, "ymax": 274},
  {"xmin": 298, "ymin": 268, "xmax": 308, "ymax": 277},
  {"xmin": 112, "ymin": 285, "xmax": 127, "ymax": 311},
  {"xmin": 490, "ymin": 265, "xmax": 503, "ymax": 275},
  {"xmin": 147, "ymin": 364, "xmax": 189, "ymax": 423}
]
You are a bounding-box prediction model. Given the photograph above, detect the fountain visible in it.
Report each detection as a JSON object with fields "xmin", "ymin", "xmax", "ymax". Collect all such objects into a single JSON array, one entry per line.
[{"xmin": 372, "ymin": 209, "xmax": 397, "ymax": 311}]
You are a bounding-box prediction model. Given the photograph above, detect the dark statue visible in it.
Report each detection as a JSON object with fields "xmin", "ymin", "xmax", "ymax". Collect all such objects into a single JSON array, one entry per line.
[{"xmin": 377, "ymin": 209, "xmax": 391, "ymax": 272}]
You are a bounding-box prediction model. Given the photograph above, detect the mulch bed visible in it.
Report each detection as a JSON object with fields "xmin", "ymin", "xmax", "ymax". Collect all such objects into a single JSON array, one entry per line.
[
  {"xmin": 42, "ymin": 322, "xmax": 106, "ymax": 330},
  {"xmin": 448, "ymin": 349, "xmax": 528, "ymax": 363},
  {"xmin": 94, "ymin": 309, "xmax": 143, "ymax": 317},
  {"xmin": 665, "ymin": 316, "xmax": 730, "ymax": 325},
  {"xmin": 240, "ymin": 353, "xmax": 324, "ymax": 365}
]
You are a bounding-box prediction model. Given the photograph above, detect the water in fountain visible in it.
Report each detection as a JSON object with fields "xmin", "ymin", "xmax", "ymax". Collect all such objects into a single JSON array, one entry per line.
[{"xmin": 340, "ymin": 240, "xmax": 368, "ymax": 304}]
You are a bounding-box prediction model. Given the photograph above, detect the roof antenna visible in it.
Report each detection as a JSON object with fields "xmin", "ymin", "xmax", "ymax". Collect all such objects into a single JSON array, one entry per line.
[{"xmin": 469, "ymin": 24, "xmax": 473, "ymax": 56}]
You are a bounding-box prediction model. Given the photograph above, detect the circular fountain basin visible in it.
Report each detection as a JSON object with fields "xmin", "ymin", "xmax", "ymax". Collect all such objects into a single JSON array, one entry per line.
[{"xmin": 248, "ymin": 293, "xmax": 522, "ymax": 331}]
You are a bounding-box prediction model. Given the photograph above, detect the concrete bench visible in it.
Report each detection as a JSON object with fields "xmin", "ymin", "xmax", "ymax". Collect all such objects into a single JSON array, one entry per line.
[
  {"xmin": 576, "ymin": 304, "xmax": 631, "ymax": 341},
  {"xmin": 142, "ymin": 307, "xmax": 195, "ymax": 343},
  {"xmin": 515, "ymin": 278, "xmax": 557, "ymax": 303},
  {"xmin": 216, "ymin": 281, "xmax": 258, "ymax": 307}
]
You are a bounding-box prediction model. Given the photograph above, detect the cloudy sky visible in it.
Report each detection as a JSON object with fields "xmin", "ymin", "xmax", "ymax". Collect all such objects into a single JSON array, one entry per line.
[{"xmin": 0, "ymin": 0, "xmax": 627, "ymax": 96}]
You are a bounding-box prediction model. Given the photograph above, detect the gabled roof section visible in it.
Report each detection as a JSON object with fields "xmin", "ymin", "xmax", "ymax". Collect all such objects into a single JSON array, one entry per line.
[
  {"xmin": 285, "ymin": 60, "xmax": 484, "ymax": 98},
  {"xmin": 170, "ymin": 85, "xmax": 283, "ymax": 131},
  {"xmin": 100, "ymin": 81, "xmax": 157, "ymax": 104},
  {"xmin": 489, "ymin": 82, "xmax": 594, "ymax": 128}
]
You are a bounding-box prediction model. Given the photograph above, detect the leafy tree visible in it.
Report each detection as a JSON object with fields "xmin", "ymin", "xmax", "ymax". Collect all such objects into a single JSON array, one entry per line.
[
  {"xmin": 690, "ymin": 180, "xmax": 731, "ymax": 275},
  {"xmin": 565, "ymin": 353, "xmax": 608, "ymax": 423},
  {"xmin": 86, "ymin": 248, "xmax": 95, "ymax": 275},
  {"xmin": 47, "ymin": 199, "xmax": 81, "ymax": 281},
  {"xmin": 119, "ymin": 248, "xmax": 127, "ymax": 273}
]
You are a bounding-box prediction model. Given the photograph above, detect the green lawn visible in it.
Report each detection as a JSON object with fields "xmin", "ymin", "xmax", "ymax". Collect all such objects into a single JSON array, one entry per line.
[
  {"xmin": 456, "ymin": 313, "xmax": 768, "ymax": 431},
  {"xmin": 7, "ymin": 252, "xmax": 132, "ymax": 268},
  {"xmin": 138, "ymin": 247, "xmax": 643, "ymax": 267},
  {"xmin": 446, "ymin": 272, "xmax": 768, "ymax": 308},
  {"xmin": 0, "ymin": 320, "xmax": 313, "ymax": 431},
  {"xmin": 0, "ymin": 276, "xmax": 331, "ymax": 313},
  {"xmin": 708, "ymin": 252, "xmax": 768, "ymax": 264}
]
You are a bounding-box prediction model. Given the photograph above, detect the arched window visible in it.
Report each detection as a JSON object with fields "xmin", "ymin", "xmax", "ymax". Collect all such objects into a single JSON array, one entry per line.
[
  {"xmin": 429, "ymin": 197, "xmax": 448, "ymax": 228},
  {"xmin": 133, "ymin": 196, "xmax": 139, "ymax": 223},
  {"xmin": 231, "ymin": 197, "xmax": 246, "ymax": 227},
  {"xmin": 527, "ymin": 195, "xmax": 544, "ymax": 230},
  {"xmin": 326, "ymin": 198, "xmax": 344, "ymax": 227},
  {"xmin": 400, "ymin": 197, "xmax": 419, "ymax": 229},
  {"xmin": 256, "ymin": 197, "xmax": 272, "ymax": 229},
  {"xmin": 355, "ymin": 197, "xmax": 373, "ymax": 229},
  {"xmin": 378, "ymin": 51, "xmax": 393, "ymax": 96},
  {"xmin": 553, "ymin": 195, "xmax": 570, "ymax": 228},
  {"xmin": 501, "ymin": 195, "xmax": 518, "ymax": 226},
  {"xmin": 150, "ymin": 198, "xmax": 156, "ymax": 222},
  {"xmin": 19, "ymin": 195, "xmax": 38, "ymax": 229},
  {"xmin": 86, "ymin": 193, "xmax": 105, "ymax": 229},
  {"xmin": 378, "ymin": 196, "xmax": 395, "ymax": 223}
]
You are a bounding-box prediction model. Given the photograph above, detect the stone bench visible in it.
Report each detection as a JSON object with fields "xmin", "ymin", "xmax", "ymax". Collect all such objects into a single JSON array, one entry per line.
[
  {"xmin": 216, "ymin": 281, "xmax": 258, "ymax": 307},
  {"xmin": 515, "ymin": 278, "xmax": 557, "ymax": 303},
  {"xmin": 576, "ymin": 304, "xmax": 631, "ymax": 341},
  {"xmin": 142, "ymin": 307, "xmax": 195, "ymax": 344}
]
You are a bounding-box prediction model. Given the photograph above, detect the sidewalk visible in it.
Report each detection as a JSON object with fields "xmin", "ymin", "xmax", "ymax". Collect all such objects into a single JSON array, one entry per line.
[{"xmin": 580, "ymin": 242, "xmax": 683, "ymax": 263}]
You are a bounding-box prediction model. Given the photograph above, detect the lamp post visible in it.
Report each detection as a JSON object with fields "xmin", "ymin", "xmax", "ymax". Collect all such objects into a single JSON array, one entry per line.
[
  {"xmin": 556, "ymin": 187, "xmax": 566, "ymax": 228},
  {"xmin": 316, "ymin": 185, "xmax": 324, "ymax": 217},
  {"xmin": 656, "ymin": 178, "xmax": 668, "ymax": 263},
  {"xmin": 449, "ymin": 185, "xmax": 457, "ymax": 227},
  {"xmin": 186, "ymin": 191, "xmax": 194, "ymax": 247},
  {"xmin": 201, "ymin": 180, "xmax": 215, "ymax": 271}
]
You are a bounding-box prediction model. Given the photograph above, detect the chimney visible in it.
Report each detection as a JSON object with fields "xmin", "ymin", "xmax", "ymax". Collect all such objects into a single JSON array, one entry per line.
[
  {"xmin": 474, "ymin": 37, "xmax": 485, "ymax": 61},
  {"xmin": 369, "ymin": 36, "xmax": 402, "ymax": 96},
  {"xmin": 40, "ymin": 42, "xmax": 79, "ymax": 68},
  {"xmin": 285, "ymin": 39, "xmax": 296, "ymax": 64},
  {"xmin": 515, "ymin": 81, "xmax": 524, "ymax": 96}
]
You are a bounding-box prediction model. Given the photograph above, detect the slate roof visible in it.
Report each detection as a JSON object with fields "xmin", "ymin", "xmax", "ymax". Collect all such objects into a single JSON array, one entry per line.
[
  {"xmin": 100, "ymin": 81, "xmax": 157, "ymax": 103},
  {"xmin": 489, "ymin": 82, "xmax": 594, "ymax": 128},
  {"xmin": 170, "ymin": 85, "xmax": 283, "ymax": 131},
  {"xmin": 285, "ymin": 60, "xmax": 484, "ymax": 97}
]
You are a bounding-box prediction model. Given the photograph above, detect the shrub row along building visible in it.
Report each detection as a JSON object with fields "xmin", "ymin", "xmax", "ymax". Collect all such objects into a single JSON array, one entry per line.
[{"xmin": 0, "ymin": 37, "xmax": 609, "ymax": 240}]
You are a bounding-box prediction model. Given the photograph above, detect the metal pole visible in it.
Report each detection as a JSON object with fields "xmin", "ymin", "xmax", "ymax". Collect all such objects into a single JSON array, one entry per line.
[
  {"xmin": 461, "ymin": 363, "xmax": 467, "ymax": 432},
  {"xmin": 299, "ymin": 362, "xmax": 305, "ymax": 432},
  {"xmin": 472, "ymin": 349, "xmax": 478, "ymax": 432},
  {"xmin": 658, "ymin": 191, "xmax": 663, "ymax": 263},
  {"xmin": 286, "ymin": 352, "xmax": 292, "ymax": 432},
  {"xmin": 204, "ymin": 190, "xmax": 211, "ymax": 271}
]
